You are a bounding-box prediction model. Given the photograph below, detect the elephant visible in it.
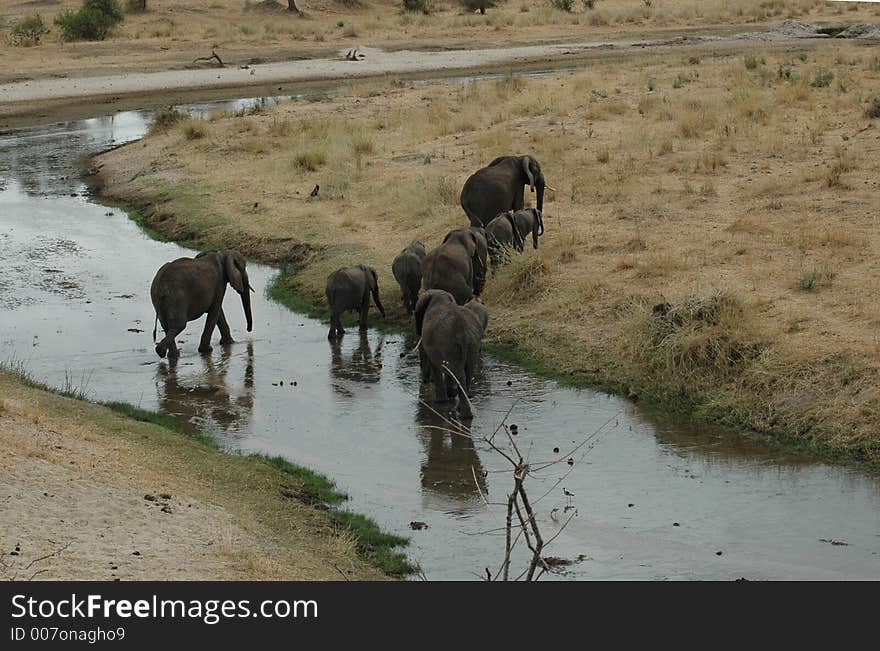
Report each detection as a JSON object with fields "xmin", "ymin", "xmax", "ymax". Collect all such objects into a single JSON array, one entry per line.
[
  {"xmin": 422, "ymin": 227, "xmax": 488, "ymax": 305},
  {"xmin": 391, "ymin": 241, "xmax": 426, "ymax": 314},
  {"xmin": 485, "ymin": 210, "xmax": 525, "ymax": 267},
  {"xmin": 414, "ymin": 289, "xmax": 489, "ymax": 419},
  {"xmin": 151, "ymin": 249, "xmax": 253, "ymax": 360},
  {"xmin": 325, "ymin": 264, "xmax": 385, "ymax": 339},
  {"xmin": 510, "ymin": 207, "xmax": 545, "ymax": 250},
  {"xmin": 459, "ymin": 155, "xmax": 551, "ymax": 228}
]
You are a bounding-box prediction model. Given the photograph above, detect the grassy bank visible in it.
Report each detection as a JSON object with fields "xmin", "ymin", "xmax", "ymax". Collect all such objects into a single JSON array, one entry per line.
[
  {"xmin": 4, "ymin": 1, "xmax": 879, "ymax": 84},
  {"xmin": 93, "ymin": 40, "xmax": 880, "ymax": 465},
  {"xmin": 0, "ymin": 365, "xmax": 413, "ymax": 577}
]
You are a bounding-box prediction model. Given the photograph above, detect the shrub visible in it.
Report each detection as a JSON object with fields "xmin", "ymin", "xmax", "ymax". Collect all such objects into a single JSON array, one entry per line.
[
  {"xmin": 584, "ymin": 0, "xmax": 597, "ymax": 7},
  {"xmin": 126, "ymin": 0, "xmax": 147, "ymax": 11},
  {"xmin": 744, "ymin": 55, "xmax": 764, "ymax": 70},
  {"xmin": 865, "ymin": 97, "xmax": 880, "ymax": 119},
  {"xmin": 147, "ymin": 107, "xmax": 186, "ymax": 135},
  {"xmin": 811, "ymin": 69, "xmax": 833, "ymax": 88},
  {"xmin": 85, "ymin": 0, "xmax": 123, "ymax": 20},
  {"xmin": 461, "ymin": 0, "xmax": 494, "ymax": 14},
  {"xmin": 294, "ymin": 149, "xmax": 327, "ymax": 171},
  {"xmin": 551, "ymin": 0, "xmax": 573, "ymax": 11},
  {"xmin": 54, "ymin": 0, "xmax": 123, "ymax": 41},
  {"xmin": 402, "ymin": 0, "xmax": 430, "ymax": 12},
  {"xmin": 178, "ymin": 119, "xmax": 208, "ymax": 140},
  {"xmin": 9, "ymin": 14, "xmax": 49, "ymax": 46}
]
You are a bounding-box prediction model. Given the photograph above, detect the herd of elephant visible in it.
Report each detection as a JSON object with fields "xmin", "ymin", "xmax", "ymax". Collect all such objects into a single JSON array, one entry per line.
[{"xmin": 149, "ymin": 154, "xmax": 549, "ymax": 419}]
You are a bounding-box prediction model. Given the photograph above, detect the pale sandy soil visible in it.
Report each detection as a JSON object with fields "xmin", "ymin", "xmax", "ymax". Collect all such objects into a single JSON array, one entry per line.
[{"xmin": 0, "ymin": 374, "xmax": 385, "ymax": 580}]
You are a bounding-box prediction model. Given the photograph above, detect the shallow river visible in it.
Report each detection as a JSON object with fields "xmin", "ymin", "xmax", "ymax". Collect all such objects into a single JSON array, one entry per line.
[{"xmin": 1, "ymin": 93, "xmax": 879, "ymax": 580}]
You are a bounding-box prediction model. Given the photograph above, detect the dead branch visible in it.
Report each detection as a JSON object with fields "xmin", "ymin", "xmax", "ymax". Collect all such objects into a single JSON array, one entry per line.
[
  {"xmin": 193, "ymin": 50, "xmax": 224, "ymax": 68},
  {"xmin": 25, "ymin": 541, "xmax": 71, "ymax": 570}
]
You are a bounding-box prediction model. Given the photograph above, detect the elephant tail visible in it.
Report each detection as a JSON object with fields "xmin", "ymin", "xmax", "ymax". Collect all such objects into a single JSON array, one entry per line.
[{"xmin": 152, "ymin": 313, "xmax": 158, "ymax": 342}]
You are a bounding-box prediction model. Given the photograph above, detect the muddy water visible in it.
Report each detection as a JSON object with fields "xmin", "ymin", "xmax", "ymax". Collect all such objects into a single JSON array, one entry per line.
[{"xmin": 2, "ymin": 98, "xmax": 879, "ymax": 580}]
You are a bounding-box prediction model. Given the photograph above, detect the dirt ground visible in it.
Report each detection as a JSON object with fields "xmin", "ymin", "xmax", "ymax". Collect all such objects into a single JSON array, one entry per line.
[
  {"xmin": 93, "ymin": 35, "xmax": 880, "ymax": 463},
  {"xmin": 2, "ymin": 0, "xmax": 879, "ymax": 84},
  {"xmin": 0, "ymin": 372, "xmax": 386, "ymax": 580}
]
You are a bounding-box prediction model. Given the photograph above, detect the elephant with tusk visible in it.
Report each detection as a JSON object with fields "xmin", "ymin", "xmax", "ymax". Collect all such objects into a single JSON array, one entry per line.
[
  {"xmin": 151, "ymin": 249, "xmax": 254, "ymax": 360},
  {"xmin": 414, "ymin": 289, "xmax": 489, "ymax": 419},
  {"xmin": 459, "ymin": 155, "xmax": 552, "ymax": 228},
  {"xmin": 325, "ymin": 264, "xmax": 385, "ymax": 339}
]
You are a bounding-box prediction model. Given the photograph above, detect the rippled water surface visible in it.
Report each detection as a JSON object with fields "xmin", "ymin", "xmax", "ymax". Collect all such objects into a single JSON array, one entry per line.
[{"xmin": 2, "ymin": 96, "xmax": 879, "ymax": 580}]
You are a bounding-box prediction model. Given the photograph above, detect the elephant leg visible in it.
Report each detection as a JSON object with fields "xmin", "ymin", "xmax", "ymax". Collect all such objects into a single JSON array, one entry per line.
[
  {"xmin": 432, "ymin": 364, "xmax": 449, "ymax": 403},
  {"xmin": 328, "ymin": 310, "xmax": 343, "ymax": 339},
  {"xmin": 454, "ymin": 367, "xmax": 473, "ymax": 419},
  {"xmin": 199, "ymin": 304, "xmax": 221, "ymax": 353},
  {"xmin": 216, "ymin": 308, "xmax": 234, "ymax": 346},
  {"xmin": 359, "ymin": 296, "xmax": 370, "ymax": 330},
  {"xmin": 155, "ymin": 316, "xmax": 184, "ymax": 359},
  {"xmin": 419, "ymin": 348, "xmax": 431, "ymax": 383}
]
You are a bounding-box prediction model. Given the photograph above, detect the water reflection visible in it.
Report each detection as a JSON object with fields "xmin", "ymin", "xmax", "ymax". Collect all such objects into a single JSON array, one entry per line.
[
  {"xmin": 415, "ymin": 396, "xmax": 488, "ymax": 503},
  {"xmin": 156, "ymin": 341, "xmax": 255, "ymax": 435},
  {"xmin": 329, "ymin": 332, "xmax": 384, "ymax": 396}
]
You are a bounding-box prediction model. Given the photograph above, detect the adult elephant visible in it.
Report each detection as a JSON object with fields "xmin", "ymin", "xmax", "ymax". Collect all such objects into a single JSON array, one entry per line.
[
  {"xmin": 391, "ymin": 241, "xmax": 426, "ymax": 314},
  {"xmin": 511, "ymin": 207, "xmax": 545, "ymax": 250},
  {"xmin": 151, "ymin": 250, "xmax": 254, "ymax": 360},
  {"xmin": 460, "ymin": 155, "xmax": 550, "ymax": 228},
  {"xmin": 485, "ymin": 210, "xmax": 525, "ymax": 267},
  {"xmin": 325, "ymin": 264, "xmax": 385, "ymax": 339},
  {"xmin": 414, "ymin": 289, "xmax": 489, "ymax": 419},
  {"xmin": 422, "ymin": 227, "xmax": 487, "ymax": 305}
]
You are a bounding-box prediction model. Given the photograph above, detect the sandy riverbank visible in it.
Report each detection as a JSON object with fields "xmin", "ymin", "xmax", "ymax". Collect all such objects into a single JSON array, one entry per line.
[{"xmin": 0, "ymin": 371, "xmax": 390, "ymax": 580}]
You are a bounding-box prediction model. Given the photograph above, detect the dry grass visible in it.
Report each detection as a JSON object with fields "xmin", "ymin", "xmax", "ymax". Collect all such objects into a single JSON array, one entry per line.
[
  {"xmin": 97, "ymin": 40, "xmax": 880, "ymax": 460},
  {"xmin": 3, "ymin": 0, "xmax": 880, "ymax": 83}
]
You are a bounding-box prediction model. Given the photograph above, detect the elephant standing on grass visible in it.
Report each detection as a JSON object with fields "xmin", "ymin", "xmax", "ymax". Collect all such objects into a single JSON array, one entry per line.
[
  {"xmin": 422, "ymin": 227, "xmax": 488, "ymax": 305},
  {"xmin": 414, "ymin": 289, "xmax": 489, "ymax": 419},
  {"xmin": 485, "ymin": 211, "xmax": 525, "ymax": 267},
  {"xmin": 325, "ymin": 264, "xmax": 385, "ymax": 339},
  {"xmin": 391, "ymin": 241, "xmax": 426, "ymax": 314},
  {"xmin": 151, "ymin": 250, "xmax": 254, "ymax": 360},
  {"xmin": 511, "ymin": 208, "xmax": 545, "ymax": 250},
  {"xmin": 460, "ymin": 155, "xmax": 550, "ymax": 228}
]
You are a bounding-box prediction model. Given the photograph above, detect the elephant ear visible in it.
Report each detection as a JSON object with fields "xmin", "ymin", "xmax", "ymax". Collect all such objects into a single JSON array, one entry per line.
[
  {"xmin": 522, "ymin": 156, "xmax": 536, "ymax": 193},
  {"xmin": 225, "ymin": 252, "xmax": 246, "ymax": 294}
]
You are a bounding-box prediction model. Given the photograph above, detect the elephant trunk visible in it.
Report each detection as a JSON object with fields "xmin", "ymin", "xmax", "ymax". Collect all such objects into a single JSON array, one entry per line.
[
  {"xmin": 241, "ymin": 283, "xmax": 253, "ymax": 332},
  {"xmin": 536, "ymin": 179, "xmax": 545, "ymax": 218}
]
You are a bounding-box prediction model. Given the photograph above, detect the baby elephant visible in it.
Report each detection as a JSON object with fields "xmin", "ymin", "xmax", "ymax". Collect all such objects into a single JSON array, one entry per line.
[
  {"xmin": 510, "ymin": 208, "xmax": 545, "ymax": 250},
  {"xmin": 485, "ymin": 211, "xmax": 526, "ymax": 267},
  {"xmin": 325, "ymin": 264, "xmax": 385, "ymax": 339},
  {"xmin": 151, "ymin": 249, "xmax": 254, "ymax": 360},
  {"xmin": 391, "ymin": 241, "xmax": 426, "ymax": 314},
  {"xmin": 414, "ymin": 289, "xmax": 489, "ymax": 419}
]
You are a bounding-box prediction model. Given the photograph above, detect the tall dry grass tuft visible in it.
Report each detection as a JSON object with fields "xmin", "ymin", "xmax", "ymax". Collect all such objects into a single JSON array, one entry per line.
[{"xmin": 621, "ymin": 291, "xmax": 763, "ymax": 379}]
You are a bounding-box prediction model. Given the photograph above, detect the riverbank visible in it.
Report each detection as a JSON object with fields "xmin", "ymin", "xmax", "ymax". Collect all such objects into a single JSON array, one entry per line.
[
  {"xmin": 3, "ymin": 0, "xmax": 877, "ymax": 88},
  {"xmin": 92, "ymin": 39, "xmax": 880, "ymax": 466},
  {"xmin": 0, "ymin": 369, "xmax": 407, "ymax": 580}
]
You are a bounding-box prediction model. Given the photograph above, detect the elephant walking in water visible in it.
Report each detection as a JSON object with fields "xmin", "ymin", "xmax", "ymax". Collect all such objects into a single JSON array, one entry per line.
[
  {"xmin": 422, "ymin": 227, "xmax": 488, "ymax": 305},
  {"xmin": 459, "ymin": 155, "xmax": 550, "ymax": 228},
  {"xmin": 391, "ymin": 241, "xmax": 426, "ymax": 314},
  {"xmin": 325, "ymin": 264, "xmax": 385, "ymax": 339},
  {"xmin": 150, "ymin": 250, "xmax": 254, "ymax": 360},
  {"xmin": 414, "ymin": 289, "xmax": 489, "ymax": 419}
]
